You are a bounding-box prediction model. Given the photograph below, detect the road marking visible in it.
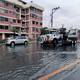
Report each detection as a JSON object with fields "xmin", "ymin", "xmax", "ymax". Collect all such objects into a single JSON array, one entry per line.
[{"xmin": 38, "ymin": 59, "xmax": 80, "ymax": 80}]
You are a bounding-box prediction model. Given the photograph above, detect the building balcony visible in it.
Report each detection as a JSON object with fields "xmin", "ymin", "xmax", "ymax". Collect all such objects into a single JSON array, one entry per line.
[
  {"xmin": 0, "ymin": 3, "xmax": 15, "ymax": 11},
  {"xmin": 21, "ymin": 12, "xmax": 25, "ymax": 14},
  {"xmin": 30, "ymin": 17, "xmax": 42, "ymax": 21},
  {"xmin": 21, "ymin": 32, "xmax": 28, "ymax": 35},
  {"xmin": 31, "ymin": 23, "xmax": 42, "ymax": 28},
  {"xmin": 21, "ymin": 28, "xmax": 29, "ymax": 33},
  {"xmin": 0, "ymin": 3, "xmax": 4, "ymax": 8},
  {"xmin": 0, "ymin": 21, "xmax": 21, "ymax": 27},
  {"xmin": 30, "ymin": 10, "xmax": 42, "ymax": 16},
  {"xmin": 22, "ymin": 24, "xmax": 25, "ymax": 27},
  {"xmin": 36, "ymin": 12, "xmax": 43, "ymax": 15},
  {"xmin": 0, "ymin": 21, "xmax": 9, "ymax": 26},
  {"xmin": 0, "ymin": 13, "xmax": 16, "ymax": 19},
  {"xmin": 21, "ymin": 18, "xmax": 25, "ymax": 21},
  {"xmin": 11, "ymin": 23, "xmax": 22, "ymax": 27},
  {"xmin": 4, "ymin": 6, "xmax": 15, "ymax": 11}
]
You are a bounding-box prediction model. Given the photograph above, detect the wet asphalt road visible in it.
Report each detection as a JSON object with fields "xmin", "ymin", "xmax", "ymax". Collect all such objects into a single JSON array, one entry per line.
[{"xmin": 0, "ymin": 43, "xmax": 79, "ymax": 80}]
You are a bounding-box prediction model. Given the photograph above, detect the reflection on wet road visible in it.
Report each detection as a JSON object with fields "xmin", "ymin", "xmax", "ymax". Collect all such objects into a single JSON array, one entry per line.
[{"xmin": 0, "ymin": 43, "xmax": 79, "ymax": 80}]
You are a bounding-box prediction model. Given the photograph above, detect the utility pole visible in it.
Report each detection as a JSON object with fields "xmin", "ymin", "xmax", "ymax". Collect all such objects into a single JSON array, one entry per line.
[{"xmin": 51, "ymin": 6, "xmax": 60, "ymax": 28}]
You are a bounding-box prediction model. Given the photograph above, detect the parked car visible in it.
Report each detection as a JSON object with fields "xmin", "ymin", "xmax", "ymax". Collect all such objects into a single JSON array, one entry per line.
[{"xmin": 6, "ymin": 36, "xmax": 28, "ymax": 46}]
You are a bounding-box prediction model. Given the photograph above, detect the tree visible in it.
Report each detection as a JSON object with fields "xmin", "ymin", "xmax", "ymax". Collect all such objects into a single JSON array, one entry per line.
[{"xmin": 11, "ymin": 27, "xmax": 19, "ymax": 37}]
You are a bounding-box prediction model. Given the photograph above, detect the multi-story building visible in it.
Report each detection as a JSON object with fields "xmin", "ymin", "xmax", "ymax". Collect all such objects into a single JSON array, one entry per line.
[{"xmin": 0, "ymin": 0, "xmax": 44, "ymax": 40}]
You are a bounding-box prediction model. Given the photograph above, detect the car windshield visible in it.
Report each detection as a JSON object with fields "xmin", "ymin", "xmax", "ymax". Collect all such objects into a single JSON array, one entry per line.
[
  {"xmin": 7, "ymin": 36, "xmax": 27, "ymax": 39},
  {"xmin": 50, "ymin": 31, "xmax": 59, "ymax": 35},
  {"xmin": 16, "ymin": 36, "xmax": 27, "ymax": 39},
  {"xmin": 7, "ymin": 37, "xmax": 14, "ymax": 39}
]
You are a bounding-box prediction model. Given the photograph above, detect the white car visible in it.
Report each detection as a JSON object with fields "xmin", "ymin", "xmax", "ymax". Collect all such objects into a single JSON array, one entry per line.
[{"xmin": 6, "ymin": 36, "xmax": 28, "ymax": 46}]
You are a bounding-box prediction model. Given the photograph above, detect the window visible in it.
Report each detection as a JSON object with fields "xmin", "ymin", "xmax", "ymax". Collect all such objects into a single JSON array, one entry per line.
[
  {"xmin": 0, "ymin": 17, "xmax": 8, "ymax": 21},
  {"xmin": 30, "ymin": 13, "xmax": 38, "ymax": 19},
  {"xmin": 16, "ymin": 14, "xmax": 20, "ymax": 19},
  {"xmin": 0, "ymin": 8, "xmax": 8, "ymax": 14},
  {"xmin": 5, "ymin": 26, "xmax": 8, "ymax": 29},
  {"xmin": 0, "ymin": 25, "xmax": 3, "ymax": 29},
  {"xmin": 36, "ymin": 28, "xmax": 38, "ymax": 32},
  {"xmin": 0, "ymin": 25, "xmax": 8, "ymax": 29},
  {"xmin": 4, "ymin": 10, "xmax": 8, "ymax": 13},
  {"xmin": 18, "ymin": 20, "xmax": 20, "ymax": 23},
  {"xmin": 9, "ymin": 11, "xmax": 12, "ymax": 13},
  {"xmin": 13, "ymin": 19, "xmax": 16, "ymax": 23},
  {"xmin": 32, "ymin": 14, "xmax": 35, "ymax": 18},
  {"xmin": 26, "ymin": 9, "xmax": 29, "ymax": 13},
  {"xmin": 5, "ymin": 2, "xmax": 9, "ymax": 6},
  {"xmin": 30, "ymin": 7, "xmax": 34, "ymax": 11},
  {"xmin": 13, "ymin": 12, "xmax": 16, "ymax": 15},
  {"xmin": 32, "ymin": 34, "xmax": 35, "ymax": 38},
  {"xmin": 21, "ymin": 9, "xmax": 25, "ymax": 14},
  {"xmin": 40, "ymin": 17, "xmax": 42, "ymax": 20},
  {"xmin": 32, "ymin": 21, "xmax": 35, "ymax": 24},
  {"xmin": 5, "ymin": 18, "xmax": 8, "ymax": 21},
  {"xmin": 32, "ymin": 27, "xmax": 35, "ymax": 32},
  {"xmin": 36, "ymin": 22, "xmax": 38, "ymax": 25},
  {"xmin": 26, "ymin": 22, "xmax": 29, "ymax": 26},
  {"xmin": 26, "ymin": 16, "xmax": 29, "ymax": 20},
  {"xmin": 9, "ymin": 19, "xmax": 13, "ymax": 23},
  {"xmin": 21, "ymin": 15, "xmax": 25, "ymax": 20},
  {"xmin": 22, "ymin": 22, "xmax": 25, "ymax": 26},
  {"xmin": 21, "ymin": 36, "xmax": 26, "ymax": 39},
  {"xmin": 0, "ymin": 17, "xmax": 4, "ymax": 21},
  {"xmin": 40, "ymin": 23, "xmax": 42, "ymax": 25},
  {"xmin": 0, "ymin": 9, "xmax": 4, "ymax": 13},
  {"xmin": 30, "ymin": 7, "xmax": 36, "ymax": 13}
]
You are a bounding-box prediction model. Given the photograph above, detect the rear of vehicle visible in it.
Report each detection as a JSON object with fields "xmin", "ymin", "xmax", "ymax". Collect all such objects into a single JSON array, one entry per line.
[{"xmin": 68, "ymin": 29, "xmax": 77, "ymax": 43}]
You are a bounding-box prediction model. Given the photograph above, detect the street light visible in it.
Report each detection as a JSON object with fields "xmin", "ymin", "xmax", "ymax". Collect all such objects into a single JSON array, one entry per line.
[{"xmin": 51, "ymin": 6, "xmax": 60, "ymax": 28}]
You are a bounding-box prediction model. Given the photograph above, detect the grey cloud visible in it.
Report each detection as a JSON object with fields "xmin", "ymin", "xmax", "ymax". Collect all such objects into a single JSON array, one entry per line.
[{"xmin": 24, "ymin": 0, "xmax": 80, "ymax": 28}]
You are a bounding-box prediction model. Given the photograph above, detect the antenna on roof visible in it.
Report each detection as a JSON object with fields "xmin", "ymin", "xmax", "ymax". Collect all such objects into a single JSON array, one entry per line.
[
  {"xmin": 31, "ymin": 0, "xmax": 33, "ymax": 3},
  {"xmin": 18, "ymin": 0, "xmax": 27, "ymax": 4}
]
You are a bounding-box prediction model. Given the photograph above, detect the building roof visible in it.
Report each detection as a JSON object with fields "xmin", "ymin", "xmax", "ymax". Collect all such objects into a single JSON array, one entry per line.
[
  {"xmin": 5, "ymin": 0, "xmax": 44, "ymax": 11},
  {"xmin": 0, "ymin": 29, "xmax": 13, "ymax": 33}
]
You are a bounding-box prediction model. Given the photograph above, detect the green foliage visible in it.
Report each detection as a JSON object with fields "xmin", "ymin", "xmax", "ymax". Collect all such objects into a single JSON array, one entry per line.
[
  {"xmin": 11, "ymin": 27, "xmax": 19, "ymax": 37},
  {"xmin": 11, "ymin": 27, "xmax": 19, "ymax": 33}
]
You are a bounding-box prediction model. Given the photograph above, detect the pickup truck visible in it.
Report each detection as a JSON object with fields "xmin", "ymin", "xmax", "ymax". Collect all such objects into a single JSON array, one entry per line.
[{"xmin": 39, "ymin": 30, "xmax": 61, "ymax": 44}]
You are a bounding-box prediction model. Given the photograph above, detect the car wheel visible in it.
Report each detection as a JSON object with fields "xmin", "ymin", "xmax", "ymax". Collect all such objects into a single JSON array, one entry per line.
[
  {"xmin": 10, "ymin": 42, "xmax": 15, "ymax": 47},
  {"xmin": 52, "ymin": 38, "xmax": 58, "ymax": 46},
  {"xmin": 24, "ymin": 41, "xmax": 28, "ymax": 45},
  {"xmin": 54, "ymin": 39, "xmax": 58, "ymax": 44}
]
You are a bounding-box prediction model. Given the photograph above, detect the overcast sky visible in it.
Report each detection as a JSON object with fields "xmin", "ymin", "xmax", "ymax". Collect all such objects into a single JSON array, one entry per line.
[{"xmin": 24, "ymin": 0, "xmax": 80, "ymax": 29}]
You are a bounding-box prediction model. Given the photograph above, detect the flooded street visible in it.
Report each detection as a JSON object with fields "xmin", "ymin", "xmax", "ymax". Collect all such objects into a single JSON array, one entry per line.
[{"xmin": 0, "ymin": 43, "xmax": 79, "ymax": 80}]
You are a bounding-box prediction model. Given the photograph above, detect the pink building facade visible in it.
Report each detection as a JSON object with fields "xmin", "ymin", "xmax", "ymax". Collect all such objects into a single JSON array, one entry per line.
[{"xmin": 0, "ymin": 0, "xmax": 44, "ymax": 40}]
